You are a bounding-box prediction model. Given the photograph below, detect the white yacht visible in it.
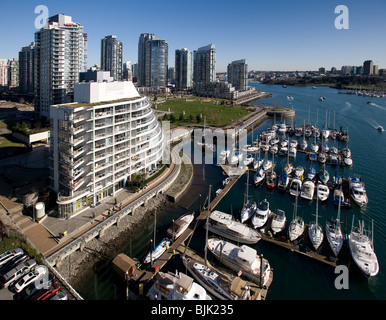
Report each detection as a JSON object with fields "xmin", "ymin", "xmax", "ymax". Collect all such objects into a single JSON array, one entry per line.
[
  {"xmin": 167, "ymin": 212, "xmax": 195, "ymax": 241},
  {"xmin": 289, "ymin": 178, "xmax": 302, "ymax": 197},
  {"xmin": 349, "ymin": 219, "xmax": 379, "ymax": 277},
  {"xmin": 348, "ymin": 176, "xmax": 368, "ymax": 207},
  {"xmin": 288, "ymin": 147, "xmax": 297, "ymax": 158},
  {"xmin": 300, "ymin": 180, "xmax": 315, "ymax": 201},
  {"xmin": 294, "ymin": 166, "xmax": 304, "ymax": 178},
  {"xmin": 308, "ymin": 193, "xmax": 324, "ymax": 251},
  {"xmin": 288, "ymin": 185, "xmax": 304, "ymax": 242},
  {"xmin": 143, "ymin": 238, "xmax": 171, "ymax": 264},
  {"xmin": 146, "ymin": 271, "xmax": 212, "ymax": 300},
  {"xmin": 271, "ymin": 209, "xmax": 286, "ymax": 234},
  {"xmin": 240, "ymin": 200, "xmax": 257, "ymax": 224},
  {"xmin": 207, "ymin": 210, "xmax": 261, "ymax": 244},
  {"xmin": 251, "ymin": 199, "xmax": 270, "ymax": 229},
  {"xmin": 207, "ymin": 238, "xmax": 272, "ymax": 286},
  {"xmin": 317, "ymin": 183, "xmax": 330, "ymax": 202},
  {"xmin": 289, "ymin": 139, "xmax": 298, "ymax": 148},
  {"xmin": 181, "ymin": 256, "xmax": 253, "ymax": 300},
  {"xmin": 326, "ymin": 190, "xmax": 343, "ymax": 257},
  {"xmin": 277, "ymin": 171, "xmax": 289, "ymax": 191},
  {"xmin": 254, "ymin": 168, "xmax": 265, "ymax": 186}
]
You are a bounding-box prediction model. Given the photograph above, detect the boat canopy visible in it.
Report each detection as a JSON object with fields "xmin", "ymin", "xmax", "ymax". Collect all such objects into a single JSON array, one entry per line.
[
  {"xmin": 237, "ymin": 245, "xmax": 257, "ymax": 264},
  {"xmin": 112, "ymin": 253, "xmax": 137, "ymax": 280},
  {"xmin": 175, "ymin": 273, "xmax": 194, "ymax": 293}
]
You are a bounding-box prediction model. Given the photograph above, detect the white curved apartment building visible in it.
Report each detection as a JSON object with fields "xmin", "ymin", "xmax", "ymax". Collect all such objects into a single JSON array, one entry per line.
[{"xmin": 49, "ymin": 79, "xmax": 165, "ymax": 218}]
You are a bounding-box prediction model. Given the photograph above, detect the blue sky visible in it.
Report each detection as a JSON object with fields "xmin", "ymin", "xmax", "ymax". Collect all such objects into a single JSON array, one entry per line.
[{"xmin": 1, "ymin": 0, "xmax": 386, "ymax": 71}]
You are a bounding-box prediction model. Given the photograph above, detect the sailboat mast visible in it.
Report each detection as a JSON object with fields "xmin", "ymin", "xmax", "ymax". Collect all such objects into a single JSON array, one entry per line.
[{"xmin": 205, "ymin": 185, "xmax": 212, "ymax": 265}]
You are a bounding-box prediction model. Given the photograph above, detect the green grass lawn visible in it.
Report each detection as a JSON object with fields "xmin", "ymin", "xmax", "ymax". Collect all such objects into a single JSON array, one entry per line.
[
  {"xmin": 0, "ymin": 120, "xmax": 27, "ymax": 154},
  {"xmin": 154, "ymin": 96, "xmax": 253, "ymax": 127}
]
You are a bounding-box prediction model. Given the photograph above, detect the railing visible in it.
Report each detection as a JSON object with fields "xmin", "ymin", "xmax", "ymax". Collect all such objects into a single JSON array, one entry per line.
[{"xmin": 45, "ymin": 148, "xmax": 181, "ymax": 266}]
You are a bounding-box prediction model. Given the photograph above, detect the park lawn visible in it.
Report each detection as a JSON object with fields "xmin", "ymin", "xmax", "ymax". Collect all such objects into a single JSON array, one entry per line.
[{"xmin": 155, "ymin": 96, "xmax": 253, "ymax": 127}]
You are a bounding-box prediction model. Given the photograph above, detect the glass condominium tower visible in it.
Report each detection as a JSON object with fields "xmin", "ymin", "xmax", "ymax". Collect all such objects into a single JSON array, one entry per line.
[
  {"xmin": 227, "ymin": 59, "xmax": 248, "ymax": 91},
  {"xmin": 175, "ymin": 48, "xmax": 193, "ymax": 91},
  {"xmin": 193, "ymin": 44, "xmax": 216, "ymax": 85},
  {"xmin": 34, "ymin": 14, "xmax": 87, "ymax": 120},
  {"xmin": 101, "ymin": 35, "xmax": 123, "ymax": 81}
]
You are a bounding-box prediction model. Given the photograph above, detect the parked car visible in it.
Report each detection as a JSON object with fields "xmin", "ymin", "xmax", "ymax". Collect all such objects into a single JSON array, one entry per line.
[
  {"xmin": 14, "ymin": 265, "xmax": 48, "ymax": 293},
  {"xmin": 0, "ymin": 259, "xmax": 36, "ymax": 288},
  {"xmin": 30, "ymin": 283, "xmax": 60, "ymax": 300},
  {"xmin": 0, "ymin": 248, "xmax": 24, "ymax": 267},
  {"xmin": 14, "ymin": 273, "xmax": 55, "ymax": 300},
  {"xmin": 0, "ymin": 254, "xmax": 29, "ymax": 276},
  {"xmin": 51, "ymin": 291, "xmax": 68, "ymax": 300}
]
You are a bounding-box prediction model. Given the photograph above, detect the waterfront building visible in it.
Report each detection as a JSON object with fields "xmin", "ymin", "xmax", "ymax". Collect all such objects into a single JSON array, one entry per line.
[
  {"xmin": 49, "ymin": 76, "xmax": 165, "ymax": 218},
  {"xmin": 137, "ymin": 33, "xmax": 157, "ymax": 87},
  {"xmin": 363, "ymin": 60, "xmax": 374, "ymax": 75},
  {"xmin": 175, "ymin": 48, "xmax": 193, "ymax": 91},
  {"xmin": 373, "ymin": 65, "xmax": 379, "ymax": 76},
  {"xmin": 145, "ymin": 39, "xmax": 168, "ymax": 89},
  {"xmin": 19, "ymin": 42, "xmax": 35, "ymax": 94},
  {"xmin": 193, "ymin": 44, "xmax": 216, "ymax": 85},
  {"xmin": 7, "ymin": 58, "xmax": 19, "ymax": 89},
  {"xmin": 123, "ymin": 61, "xmax": 133, "ymax": 81},
  {"xmin": 34, "ymin": 14, "xmax": 88, "ymax": 120},
  {"xmin": 0, "ymin": 59, "xmax": 8, "ymax": 88},
  {"xmin": 101, "ymin": 35, "xmax": 123, "ymax": 81},
  {"xmin": 227, "ymin": 59, "xmax": 248, "ymax": 91}
]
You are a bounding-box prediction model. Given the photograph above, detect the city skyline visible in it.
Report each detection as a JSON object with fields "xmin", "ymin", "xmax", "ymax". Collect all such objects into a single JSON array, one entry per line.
[{"xmin": 1, "ymin": 0, "xmax": 386, "ymax": 72}]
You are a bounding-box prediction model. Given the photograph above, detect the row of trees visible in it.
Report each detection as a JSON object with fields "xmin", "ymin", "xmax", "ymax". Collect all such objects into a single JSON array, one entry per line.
[{"xmin": 162, "ymin": 113, "xmax": 202, "ymax": 124}]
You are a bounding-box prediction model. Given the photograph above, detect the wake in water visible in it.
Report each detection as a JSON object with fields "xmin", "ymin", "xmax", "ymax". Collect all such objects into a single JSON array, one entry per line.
[
  {"xmin": 367, "ymin": 119, "xmax": 384, "ymax": 131},
  {"xmin": 367, "ymin": 101, "xmax": 386, "ymax": 111}
]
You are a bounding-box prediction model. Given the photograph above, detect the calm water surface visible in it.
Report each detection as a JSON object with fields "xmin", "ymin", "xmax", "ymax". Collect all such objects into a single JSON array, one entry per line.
[{"xmin": 80, "ymin": 84, "xmax": 386, "ymax": 300}]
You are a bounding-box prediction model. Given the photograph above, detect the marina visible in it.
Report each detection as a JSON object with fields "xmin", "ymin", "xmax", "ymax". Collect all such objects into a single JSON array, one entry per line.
[{"xmin": 78, "ymin": 83, "xmax": 386, "ymax": 300}]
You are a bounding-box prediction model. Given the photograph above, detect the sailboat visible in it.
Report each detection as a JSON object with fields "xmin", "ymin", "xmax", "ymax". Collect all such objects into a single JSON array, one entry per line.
[
  {"xmin": 240, "ymin": 170, "xmax": 256, "ymax": 223},
  {"xmin": 326, "ymin": 188, "xmax": 344, "ymax": 257},
  {"xmin": 288, "ymin": 185, "xmax": 304, "ymax": 242},
  {"xmin": 348, "ymin": 218, "xmax": 379, "ymax": 277},
  {"xmin": 308, "ymin": 189, "xmax": 324, "ymax": 251}
]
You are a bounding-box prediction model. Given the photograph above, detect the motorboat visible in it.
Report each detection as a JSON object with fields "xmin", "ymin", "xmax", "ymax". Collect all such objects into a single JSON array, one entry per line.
[
  {"xmin": 309, "ymin": 153, "xmax": 317, "ymax": 162},
  {"xmin": 317, "ymin": 183, "xmax": 330, "ymax": 202},
  {"xmin": 207, "ymin": 238, "xmax": 272, "ymax": 286},
  {"xmin": 240, "ymin": 200, "xmax": 257, "ymax": 223},
  {"xmin": 270, "ymin": 145, "xmax": 278, "ymax": 155},
  {"xmin": 243, "ymin": 154, "xmax": 254, "ymax": 166},
  {"xmin": 326, "ymin": 189, "xmax": 343, "ymax": 257},
  {"xmin": 254, "ymin": 168, "xmax": 265, "ymax": 186},
  {"xmin": 348, "ymin": 219, "xmax": 379, "ymax": 277},
  {"xmin": 251, "ymin": 199, "xmax": 270, "ymax": 229},
  {"xmin": 333, "ymin": 189, "xmax": 348, "ymax": 207},
  {"xmin": 305, "ymin": 128, "xmax": 312, "ymax": 138},
  {"xmin": 271, "ymin": 209, "xmax": 286, "ymax": 234},
  {"xmin": 308, "ymin": 194, "xmax": 324, "ymax": 251},
  {"xmin": 288, "ymin": 185, "xmax": 304, "ymax": 242},
  {"xmin": 260, "ymin": 144, "xmax": 270, "ymax": 152},
  {"xmin": 181, "ymin": 256, "xmax": 254, "ymax": 300},
  {"xmin": 278, "ymin": 123, "xmax": 287, "ymax": 135},
  {"xmin": 300, "ymin": 180, "xmax": 315, "ymax": 201},
  {"xmin": 277, "ymin": 171, "xmax": 289, "ymax": 191},
  {"xmin": 321, "ymin": 129, "xmax": 330, "ymax": 140},
  {"xmin": 146, "ymin": 271, "xmax": 212, "ymax": 300},
  {"xmin": 330, "ymin": 146, "xmax": 338, "ymax": 155},
  {"xmin": 270, "ymin": 137, "xmax": 279, "ymax": 145},
  {"xmin": 289, "ymin": 140, "xmax": 298, "ymax": 148},
  {"xmin": 344, "ymin": 157, "xmax": 353, "ymax": 166},
  {"xmin": 253, "ymin": 157, "xmax": 264, "ymax": 169},
  {"xmin": 262, "ymin": 159, "xmax": 272, "ymax": 171},
  {"xmin": 319, "ymin": 168, "xmax": 329, "ymax": 184},
  {"xmin": 310, "ymin": 143, "xmax": 319, "ymax": 153},
  {"xmin": 330, "ymin": 154, "xmax": 338, "ymax": 166},
  {"xmin": 279, "ymin": 146, "xmax": 288, "ymax": 156},
  {"xmin": 295, "ymin": 127, "xmax": 303, "ymax": 137},
  {"xmin": 266, "ymin": 170, "xmax": 277, "ymax": 189},
  {"xmin": 288, "ymin": 147, "xmax": 297, "ymax": 158},
  {"xmin": 229, "ymin": 150, "xmax": 243, "ymax": 164},
  {"xmin": 300, "ymin": 140, "xmax": 308, "ymax": 151},
  {"xmin": 307, "ymin": 167, "xmax": 316, "ymax": 180},
  {"xmin": 289, "ymin": 178, "xmax": 302, "ymax": 197},
  {"xmin": 294, "ymin": 166, "xmax": 304, "ymax": 179},
  {"xmin": 318, "ymin": 152, "xmax": 326, "ymax": 164},
  {"xmin": 167, "ymin": 212, "xmax": 195, "ymax": 241},
  {"xmin": 348, "ymin": 176, "xmax": 368, "ymax": 207},
  {"xmin": 143, "ymin": 238, "xmax": 171, "ymax": 264},
  {"xmin": 377, "ymin": 125, "xmax": 384, "ymax": 132},
  {"xmin": 207, "ymin": 210, "xmax": 261, "ymax": 244},
  {"xmin": 342, "ymin": 148, "xmax": 351, "ymax": 158},
  {"xmin": 280, "ymin": 139, "xmax": 288, "ymax": 148}
]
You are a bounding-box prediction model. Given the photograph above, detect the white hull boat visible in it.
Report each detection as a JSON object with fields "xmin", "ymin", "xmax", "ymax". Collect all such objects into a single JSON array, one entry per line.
[
  {"xmin": 240, "ymin": 200, "xmax": 257, "ymax": 223},
  {"xmin": 349, "ymin": 219, "xmax": 379, "ymax": 277},
  {"xmin": 300, "ymin": 180, "xmax": 315, "ymax": 201},
  {"xmin": 308, "ymin": 194, "xmax": 323, "ymax": 251},
  {"xmin": 146, "ymin": 271, "xmax": 212, "ymax": 300},
  {"xmin": 207, "ymin": 210, "xmax": 261, "ymax": 244},
  {"xmin": 349, "ymin": 176, "xmax": 368, "ymax": 207},
  {"xmin": 289, "ymin": 178, "xmax": 302, "ymax": 197},
  {"xmin": 317, "ymin": 183, "xmax": 330, "ymax": 202},
  {"xmin": 167, "ymin": 212, "xmax": 195, "ymax": 241},
  {"xmin": 288, "ymin": 185, "xmax": 304, "ymax": 242},
  {"xmin": 254, "ymin": 168, "xmax": 265, "ymax": 186},
  {"xmin": 144, "ymin": 238, "xmax": 171, "ymax": 264},
  {"xmin": 271, "ymin": 209, "xmax": 286, "ymax": 234},
  {"xmin": 207, "ymin": 238, "xmax": 272, "ymax": 286},
  {"xmin": 182, "ymin": 256, "xmax": 253, "ymax": 300},
  {"xmin": 251, "ymin": 199, "xmax": 270, "ymax": 229}
]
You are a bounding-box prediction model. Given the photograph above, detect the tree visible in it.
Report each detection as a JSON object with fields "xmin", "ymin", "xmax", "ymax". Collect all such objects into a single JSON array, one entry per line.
[
  {"xmin": 170, "ymin": 114, "xmax": 176, "ymax": 123},
  {"xmin": 196, "ymin": 114, "xmax": 201, "ymax": 123}
]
